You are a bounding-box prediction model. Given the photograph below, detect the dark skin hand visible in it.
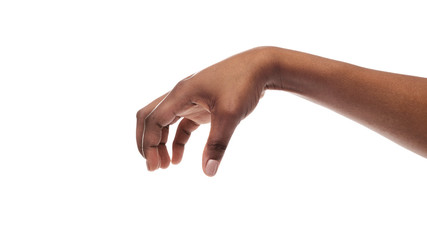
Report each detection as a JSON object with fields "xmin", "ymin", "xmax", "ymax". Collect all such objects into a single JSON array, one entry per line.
[{"xmin": 136, "ymin": 46, "xmax": 427, "ymax": 176}]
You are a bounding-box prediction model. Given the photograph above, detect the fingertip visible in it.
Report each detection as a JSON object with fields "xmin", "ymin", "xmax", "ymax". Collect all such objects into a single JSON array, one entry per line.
[
  {"xmin": 171, "ymin": 159, "xmax": 181, "ymax": 165},
  {"xmin": 204, "ymin": 159, "xmax": 220, "ymax": 177},
  {"xmin": 160, "ymin": 160, "xmax": 170, "ymax": 169},
  {"xmin": 171, "ymin": 153, "xmax": 183, "ymax": 165},
  {"xmin": 145, "ymin": 149, "xmax": 161, "ymax": 172},
  {"xmin": 146, "ymin": 161, "xmax": 155, "ymax": 171},
  {"xmin": 158, "ymin": 145, "xmax": 171, "ymax": 169}
]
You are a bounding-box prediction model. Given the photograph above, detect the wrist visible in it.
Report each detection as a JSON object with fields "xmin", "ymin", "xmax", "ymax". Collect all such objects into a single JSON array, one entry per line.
[
  {"xmin": 257, "ymin": 46, "xmax": 349, "ymax": 96},
  {"xmin": 250, "ymin": 46, "xmax": 295, "ymax": 92}
]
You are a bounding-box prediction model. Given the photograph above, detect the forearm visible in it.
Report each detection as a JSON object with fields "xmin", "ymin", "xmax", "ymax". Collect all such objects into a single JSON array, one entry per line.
[{"xmin": 263, "ymin": 47, "xmax": 427, "ymax": 157}]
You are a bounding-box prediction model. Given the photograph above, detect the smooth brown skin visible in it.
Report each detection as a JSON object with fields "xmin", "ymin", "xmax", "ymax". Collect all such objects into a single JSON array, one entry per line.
[{"xmin": 136, "ymin": 46, "xmax": 427, "ymax": 176}]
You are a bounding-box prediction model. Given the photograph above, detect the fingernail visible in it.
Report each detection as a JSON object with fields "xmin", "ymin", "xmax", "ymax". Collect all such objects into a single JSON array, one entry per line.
[{"xmin": 205, "ymin": 159, "xmax": 219, "ymax": 177}]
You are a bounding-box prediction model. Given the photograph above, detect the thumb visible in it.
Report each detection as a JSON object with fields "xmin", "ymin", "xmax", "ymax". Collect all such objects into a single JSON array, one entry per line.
[{"xmin": 203, "ymin": 112, "xmax": 240, "ymax": 177}]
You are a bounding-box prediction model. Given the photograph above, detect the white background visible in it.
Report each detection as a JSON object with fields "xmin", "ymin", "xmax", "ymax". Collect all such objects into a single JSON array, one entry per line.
[{"xmin": 1, "ymin": 0, "xmax": 426, "ymax": 239}]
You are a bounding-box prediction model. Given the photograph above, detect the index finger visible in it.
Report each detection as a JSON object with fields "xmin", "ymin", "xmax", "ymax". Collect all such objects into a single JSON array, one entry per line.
[
  {"xmin": 142, "ymin": 91, "xmax": 187, "ymax": 170},
  {"xmin": 137, "ymin": 73, "xmax": 199, "ymax": 170},
  {"xmin": 136, "ymin": 93, "xmax": 169, "ymax": 157}
]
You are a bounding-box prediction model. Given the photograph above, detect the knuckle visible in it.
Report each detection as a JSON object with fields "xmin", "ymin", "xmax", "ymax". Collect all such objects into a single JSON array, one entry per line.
[
  {"xmin": 173, "ymin": 141, "xmax": 185, "ymax": 147},
  {"xmin": 221, "ymin": 108, "xmax": 240, "ymax": 119},
  {"xmin": 144, "ymin": 115, "xmax": 162, "ymax": 129},
  {"xmin": 216, "ymin": 101, "xmax": 243, "ymax": 120},
  {"xmin": 136, "ymin": 109, "xmax": 146, "ymax": 119},
  {"xmin": 217, "ymin": 109, "xmax": 242, "ymax": 125},
  {"xmin": 144, "ymin": 113, "xmax": 155, "ymax": 124},
  {"xmin": 143, "ymin": 114, "xmax": 152, "ymax": 125},
  {"xmin": 207, "ymin": 141, "xmax": 228, "ymax": 153},
  {"xmin": 181, "ymin": 128, "xmax": 191, "ymax": 137},
  {"xmin": 174, "ymin": 79, "xmax": 187, "ymax": 91}
]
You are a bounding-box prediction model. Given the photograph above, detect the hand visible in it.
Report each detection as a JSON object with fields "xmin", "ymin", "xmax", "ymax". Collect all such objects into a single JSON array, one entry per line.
[
  {"xmin": 137, "ymin": 46, "xmax": 427, "ymax": 176},
  {"xmin": 136, "ymin": 47, "xmax": 274, "ymax": 176}
]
